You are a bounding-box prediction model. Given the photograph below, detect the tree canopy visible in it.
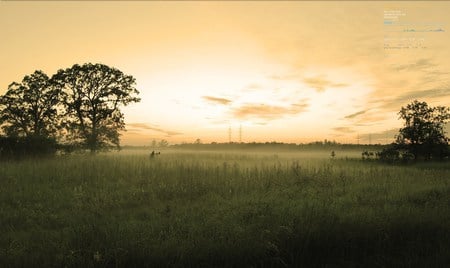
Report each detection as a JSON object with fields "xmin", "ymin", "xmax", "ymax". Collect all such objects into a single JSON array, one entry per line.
[
  {"xmin": 0, "ymin": 63, "xmax": 141, "ymax": 157},
  {"xmin": 380, "ymin": 100, "xmax": 450, "ymax": 162},
  {"xmin": 0, "ymin": 70, "xmax": 61, "ymax": 138},
  {"xmin": 53, "ymin": 63, "xmax": 140, "ymax": 152}
]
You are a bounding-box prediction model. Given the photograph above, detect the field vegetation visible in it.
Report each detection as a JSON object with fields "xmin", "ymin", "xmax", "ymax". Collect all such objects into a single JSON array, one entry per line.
[{"xmin": 1, "ymin": 149, "xmax": 449, "ymax": 267}]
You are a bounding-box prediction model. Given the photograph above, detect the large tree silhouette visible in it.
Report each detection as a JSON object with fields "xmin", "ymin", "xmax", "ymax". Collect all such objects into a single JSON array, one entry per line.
[
  {"xmin": 393, "ymin": 100, "xmax": 449, "ymax": 160},
  {"xmin": 53, "ymin": 63, "xmax": 140, "ymax": 152},
  {"xmin": 0, "ymin": 70, "xmax": 61, "ymax": 138}
]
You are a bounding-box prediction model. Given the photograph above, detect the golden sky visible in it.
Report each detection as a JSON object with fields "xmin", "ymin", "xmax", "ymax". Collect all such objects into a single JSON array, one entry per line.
[{"xmin": 1, "ymin": 1, "xmax": 449, "ymax": 145}]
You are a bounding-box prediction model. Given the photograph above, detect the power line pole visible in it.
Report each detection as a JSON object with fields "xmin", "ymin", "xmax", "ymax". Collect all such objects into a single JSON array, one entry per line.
[
  {"xmin": 239, "ymin": 124, "xmax": 242, "ymax": 143},
  {"xmin": 228, "ymin": 125, "xmax": 232, "ymax": 143}
]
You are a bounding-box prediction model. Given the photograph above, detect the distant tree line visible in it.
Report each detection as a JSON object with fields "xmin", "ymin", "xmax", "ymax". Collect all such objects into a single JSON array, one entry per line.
[
  {"xmin": 171, "ymin": 140, "xmax": 383, "ymax": 151},
  {"xmin": 0, "ymin": 63, "xmax": 140, "ymax": 159}
]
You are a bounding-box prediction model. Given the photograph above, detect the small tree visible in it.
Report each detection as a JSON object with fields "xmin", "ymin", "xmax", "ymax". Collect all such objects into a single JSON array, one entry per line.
[
  {"xmin": 379, "ymin": 100, "xmax": 449, "ymax": 162},
  {"xmin": 396, "ymin": 100, "xmax": 449, "ymax": 160},
  {"xmin": 158, "ymin": 139, "xmax": 169, "ymax": 148},
  {"xmin": 53, "ymin": 63, "xmax": 140, "ymax": 153},
  {"xmin": 0, "ymin": 136, "xmax": 57, "ymax": 159}
]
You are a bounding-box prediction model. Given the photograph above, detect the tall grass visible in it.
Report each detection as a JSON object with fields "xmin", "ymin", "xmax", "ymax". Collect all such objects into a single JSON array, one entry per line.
[{"xmin": 0, "ymin": 150, "xmax": 449, "ymax": 267}]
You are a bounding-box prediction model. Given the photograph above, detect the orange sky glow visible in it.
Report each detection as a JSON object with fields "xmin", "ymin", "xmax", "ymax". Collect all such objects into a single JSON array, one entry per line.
[{"xmin": 1, "ymin": 1, "xmax": 449, "ymax": 145}]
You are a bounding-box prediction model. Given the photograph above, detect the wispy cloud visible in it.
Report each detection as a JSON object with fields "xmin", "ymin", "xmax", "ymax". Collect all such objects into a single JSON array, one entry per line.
[
  {"xmin": 269, "ymin": 73, "xmax": 299, "ymax": 81},
  {"xmin": 344, "ymin": 109, "xmax": 367, "ymax": 119},
  {"xmin": 371, "ymin": 86, "xmax": 450, "ymax": 112},
  {"xmin": 232, "ymin": 101, "xmax": 308, "ymax": 120},
  {"xmin": 344, "ymin": 109, "xmax": 389, "ymax": 125},
  {"xmin": 393, "ymin": 58, "xmax": 436, "ymax": 72},
  {"xmin": 127, "ymin": 123, "xmax": 183, "ymax": 137},
  {"xmin": 269, "ymin": 72, "xmax": 349, "ymax": 92},
  {"xmin": 332, "ymin": 126, "xmax": 355, "ymax": 133},
  {"xmin": 359, "ymin": 128, "xmax": 399, "ymax": 144},
  {"xmin": 427, "ymin": 70, "xmax": 450, "ymax": 77},
  {"xmin": 303, "ymin": 76, "xmax": 348, "ymax": 92},
  {"xmin": 202, "ymin": 96, "xmax": 232, "ymax": 105},
  {"xmin": 393, "ymin": 87, "xmax": 450, "ymax": 104},
  {"xmin": 245, "ymin": 83, "xmax": 262, "ymax": 90}
]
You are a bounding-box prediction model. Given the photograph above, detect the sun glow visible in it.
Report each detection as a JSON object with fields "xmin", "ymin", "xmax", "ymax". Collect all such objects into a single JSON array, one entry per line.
[{"xmin": 2, "ymin": 1, "xmax": 450, "ymax": 145}]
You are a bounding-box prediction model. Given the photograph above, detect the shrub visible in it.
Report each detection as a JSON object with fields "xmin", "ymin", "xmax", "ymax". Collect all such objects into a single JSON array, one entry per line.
[{"xmin": 0, "ymin": 136, "xmax": 57, "ymax": 159}]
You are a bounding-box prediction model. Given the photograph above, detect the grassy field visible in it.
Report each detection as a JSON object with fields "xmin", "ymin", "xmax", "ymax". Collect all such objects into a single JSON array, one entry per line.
[{"xmin": 0, "ymin": 149, "xmax": 449, "ymax": 267}]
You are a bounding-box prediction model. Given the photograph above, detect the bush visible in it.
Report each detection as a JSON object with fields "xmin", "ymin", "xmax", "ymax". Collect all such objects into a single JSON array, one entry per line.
[
  {"xmin": 0, "ymin": 136, "xmax": 57, "ymax": 159},
  {"xmin": 378, "ymin": 146, "xmax": 401, "ymax": 163},
  {"xmin": 377, "ymin": 143, "xmax": 450, "ymax": 164}
]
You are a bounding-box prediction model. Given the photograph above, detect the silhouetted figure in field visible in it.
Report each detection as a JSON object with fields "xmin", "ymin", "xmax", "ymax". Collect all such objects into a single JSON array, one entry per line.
[{"xmin": 150, "ymin": 151, "xmax": 161, "ymax": 159}]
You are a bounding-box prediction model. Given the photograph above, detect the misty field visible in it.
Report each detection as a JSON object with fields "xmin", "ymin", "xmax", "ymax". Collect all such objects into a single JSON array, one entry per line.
[{"xmin": 1, "ymin": 150, "xmax": 449, "ymax": 267}]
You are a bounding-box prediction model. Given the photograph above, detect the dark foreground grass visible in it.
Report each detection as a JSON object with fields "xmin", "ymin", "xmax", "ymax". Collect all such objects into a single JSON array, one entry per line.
[{"xmin": 0, "ymin": 151, "xmax": 449, "ymax": 267}]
